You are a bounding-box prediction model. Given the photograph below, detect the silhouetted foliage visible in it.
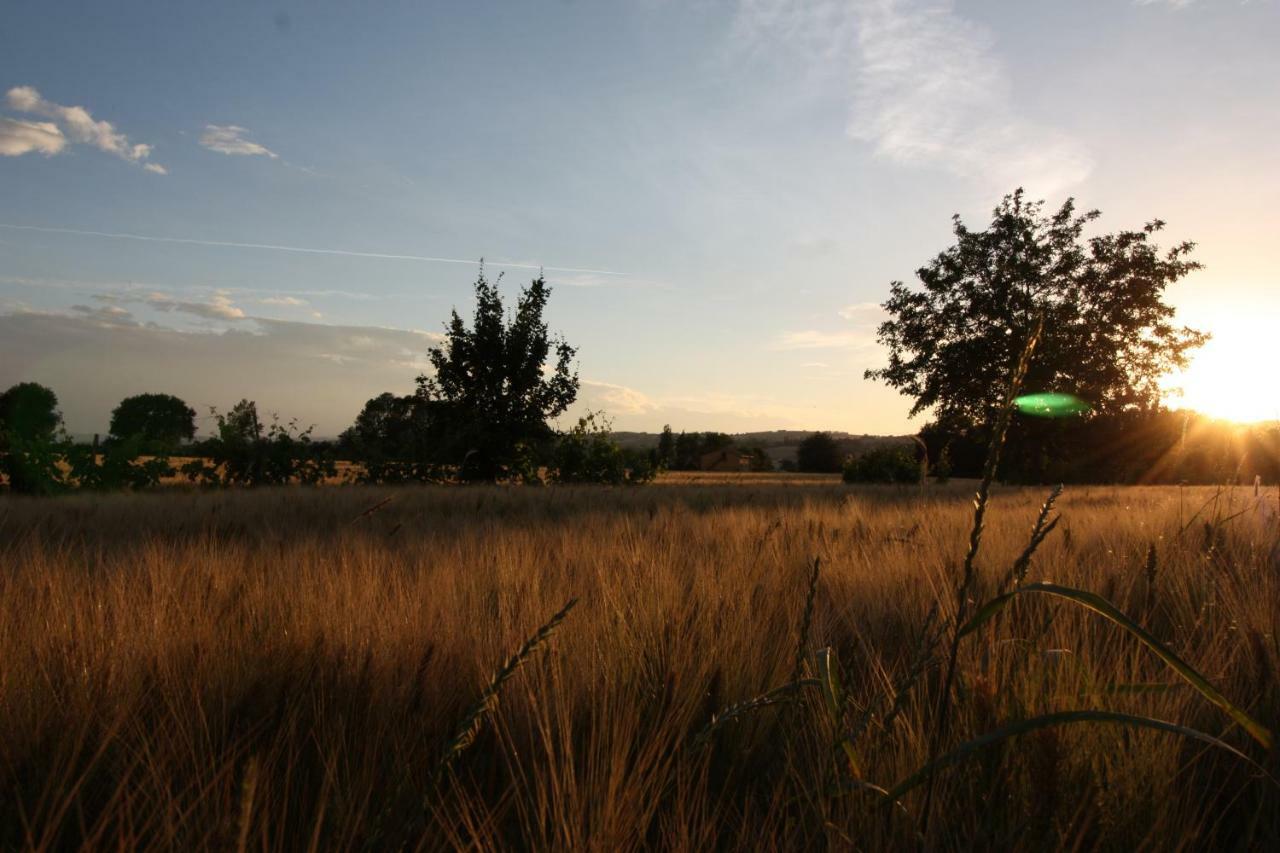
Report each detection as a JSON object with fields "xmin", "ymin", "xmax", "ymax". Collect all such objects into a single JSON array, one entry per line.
[
  {"xmin": 669, "ymin": 431, "xmax": 735, "ymax": 470},
  {"xmin": 655, "ymin": 425, "xmax": 676, "ymax": 470},
  {"xmin": 843, "ymin": 446, "xmax": 921, "ymax": 484},
  {"xmin": 108, "ymin": 393, "xmax": 196, "ymax": 453},
  {"xmin": 796, "ymin": 432, "xmax": 843, "ymax": 473},
  {"xmin": 744, "ymin": 447, "xmax": 774, "ymax": 472},
  {"xmin": 0, "ymin": 382, "xmax": 65, "ymax": 495},
  {"xmin": 550, "ymin": 413, "xmax": 656, "ymax": 485},
  {"xmin": 182, "ymin": 400, "xmax": 336, "ymax": 487},
  {"xmin": 866, "ymin": 189, "xmax": 1210, "ymax": 484},
  {"xmin": 66, "ymin": 438, "xmax": 174, "ymax": 491},
  {"xmin": 867, "ymin": 189, "xmax": 1207, "ymax": 427},
  {"xmin": 922, "ymin": 410, "xmax": 1280, "ymax": 484},
  {"xmin": 417, "ymin": 269, "xmax": 578, "ymax": 482},
  {"xmin": 0, "ymin": 382, "xmax": 62, "ymax": 440},
  {"xmin": 339, "ymin": 392, "xmax": 449, "ymax": 483}
]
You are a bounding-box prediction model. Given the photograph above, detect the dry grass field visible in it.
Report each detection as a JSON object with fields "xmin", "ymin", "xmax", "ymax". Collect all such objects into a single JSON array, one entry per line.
[{"xmin": 1, "ymin": 479, "xmax": 1277, "ymax": 850}]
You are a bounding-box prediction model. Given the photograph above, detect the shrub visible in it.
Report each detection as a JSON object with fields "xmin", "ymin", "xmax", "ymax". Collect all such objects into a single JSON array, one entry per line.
[
  {"xmin": 843, "ymin": 445, "xmax": 921, "ymax": 484},
  {"xmin": 182, "ymin": 401, "xmax": 336, "ymax": 487},
  {"xmin": 550, "ymin": 413, "xmax": 655, "ymax": 485}
]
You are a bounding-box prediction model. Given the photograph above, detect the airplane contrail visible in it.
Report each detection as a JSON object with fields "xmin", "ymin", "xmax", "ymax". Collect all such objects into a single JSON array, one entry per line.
[{"xmin": 0, "ymin": 223, "xmax": 625, "ymax": 277}]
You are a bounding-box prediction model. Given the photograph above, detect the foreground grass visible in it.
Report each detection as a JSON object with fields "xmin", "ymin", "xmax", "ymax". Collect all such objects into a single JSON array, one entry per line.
[{"xmin": 0, "ymin": 482, "xmax": 1276, "ymax": 850}]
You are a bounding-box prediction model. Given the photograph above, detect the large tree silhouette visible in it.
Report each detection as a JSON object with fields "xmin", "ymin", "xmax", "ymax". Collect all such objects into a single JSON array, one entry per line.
[
  {"xmin": 418, "ymin": 269, "xmax": 578, "ymax": 481},
  {"xmin": 866, "ymin": 190, "xmax": 1207, "ymax": 427}
]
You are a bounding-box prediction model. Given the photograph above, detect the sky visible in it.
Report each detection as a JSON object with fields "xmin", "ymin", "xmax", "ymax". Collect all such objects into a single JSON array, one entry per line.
[{"xmin": 2, "ymin": 0, "xmax": 1277, "ymax": 437}]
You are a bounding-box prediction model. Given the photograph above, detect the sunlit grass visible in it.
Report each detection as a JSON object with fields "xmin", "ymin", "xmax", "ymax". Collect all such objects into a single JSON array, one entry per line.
[{"xmin": 0, "ymin": 480, "xmax": 1276, "ymax": 849}]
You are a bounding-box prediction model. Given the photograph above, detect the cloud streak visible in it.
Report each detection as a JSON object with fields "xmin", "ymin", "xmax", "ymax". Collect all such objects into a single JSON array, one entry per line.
[
  {"xmin": 4, "ymin": 85, "xmax": 165, "ymax": 172},
  {"xmin": 0, "ymin": 223, "xmax": 627, "ymax": 277},
  {"xmin": 733, "ymin": 0, "xmax": 1092, "ymax": 193},
  {"xmin": 200, "ymin": 124, "xmax": 279, "ymax": 158}
]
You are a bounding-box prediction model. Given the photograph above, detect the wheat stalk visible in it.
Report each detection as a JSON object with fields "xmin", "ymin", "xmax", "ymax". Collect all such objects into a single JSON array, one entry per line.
[{"xmin": 434, "ymin": 596, "xmax": 578, "ymax": 780}]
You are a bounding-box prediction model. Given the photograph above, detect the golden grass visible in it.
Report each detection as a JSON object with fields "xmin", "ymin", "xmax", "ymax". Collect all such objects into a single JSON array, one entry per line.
[{"xmin": 0, "ymin": 480, "xmax": 1276, "ymax": 850}]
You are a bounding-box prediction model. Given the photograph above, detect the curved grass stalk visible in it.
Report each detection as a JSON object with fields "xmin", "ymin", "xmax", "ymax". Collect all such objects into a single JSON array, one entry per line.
[
  {"xmin": 958, "ymin": 582, "xmax": 1273, "ymax": 750},
  {"xmin": 435, "ymin": 596, "xmax": 579, "ymax": 778},
  {"xmin": 888, "ymin": 710, "xmax": 1276, "ymax": 803},
  {"xmin": 815, "ymin": 647, "xmax": 862, "ymax": 776},
  {"xmin": 693, "ymin": 679, "xmax": 818, "ymax": 747}
]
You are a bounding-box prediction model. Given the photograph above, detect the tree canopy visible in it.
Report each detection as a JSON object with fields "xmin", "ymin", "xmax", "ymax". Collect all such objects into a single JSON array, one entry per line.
[
  {"xmin": 796, "ymin": 431, "xmax": 843, "ymax": 473},
  {"xmin": 109, "ymin": 393, "xmax": 196, "ymax": 452},
  {"xmin": 0, "ymin": 382, "xmax": 62, "ymax": 441},
  {"xmin": 417, "ymin": 269, "xmax": 578, "ymax": 481},
  {"xmin": 866, "ymin": 190, "xmax": 1207, "ymax": 428}
]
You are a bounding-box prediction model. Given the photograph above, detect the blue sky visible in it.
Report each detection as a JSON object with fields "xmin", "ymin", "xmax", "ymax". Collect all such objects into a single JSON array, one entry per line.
[{"xmin": 3, "ymin": 0, "xmax": 1278, "ymax": 435}]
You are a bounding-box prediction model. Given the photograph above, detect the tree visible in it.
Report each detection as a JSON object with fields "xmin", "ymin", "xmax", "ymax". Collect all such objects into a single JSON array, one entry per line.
[
  {"xmin": 419, "ymin": 269, "xmax": 578, "ymax": 481},
  {"xmin": 0, "ymin": 382, "xmax": 65, "ymax": 495},
  {"xmin": 796, "ymin": 432, "xmax": 843, "ymax": 473},
  {"xmin": 866, "ymin": 190, "xmax": 1207, "ymax": 427},
  {"xmin": 673, "ymin": 431, "xmax": 702, "ymax": 470},
  {"xmin": 0, "ymin": 382, "xmax": 62, "ymax": 440},
  {"xmin": 655, "ymin": 425, "xmax": 676, "ymax": 469},
  {"xmin": 339, "ymin": 392, "xmax": 448, "ymax": 483},
  {"xmin": 108, "ymin": 393, "xmax": 196, "ymax": 452}
]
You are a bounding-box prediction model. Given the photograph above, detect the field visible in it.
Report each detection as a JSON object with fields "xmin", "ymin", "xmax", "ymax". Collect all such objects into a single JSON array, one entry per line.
[{"xmin": 1, "ymin": 479, "xmax": 1277, "ymax": 850}]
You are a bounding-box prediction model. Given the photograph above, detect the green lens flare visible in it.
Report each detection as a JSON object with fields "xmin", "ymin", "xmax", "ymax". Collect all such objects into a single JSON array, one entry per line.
[{"xmin": 1014, "ymin": 393, "xmax": 1091, "ymax": 418}]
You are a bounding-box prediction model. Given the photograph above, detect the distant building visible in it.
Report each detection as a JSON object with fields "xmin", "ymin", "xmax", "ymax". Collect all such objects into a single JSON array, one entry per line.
[{"xmin": 698, "ymin": 448, "xmax": 754, "ymax": 472}]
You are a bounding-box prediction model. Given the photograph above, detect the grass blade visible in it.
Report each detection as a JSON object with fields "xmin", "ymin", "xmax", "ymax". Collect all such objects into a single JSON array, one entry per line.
[
  {"xmin": 815, "ymin": 647, "xmax": 862, "ymax": 776},
  {"xmin": 958, "ymin": 582, "xmax": 1274, "ymax": 750},
  {"xmin": 888, "ymin": 710, "xmax": 1274, "ymax": 802}
]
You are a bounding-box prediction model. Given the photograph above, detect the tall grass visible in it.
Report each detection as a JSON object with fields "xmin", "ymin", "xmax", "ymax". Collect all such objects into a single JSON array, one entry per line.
[{"xmin": 0, "ymin": 479, "xmax": 1276, "ymax": 849}]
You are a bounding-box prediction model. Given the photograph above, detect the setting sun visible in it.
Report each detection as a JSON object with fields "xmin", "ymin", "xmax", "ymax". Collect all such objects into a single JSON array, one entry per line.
[{"xmin": 1165, "ymin": 323, "xmax": 1278, "ymax": 424}]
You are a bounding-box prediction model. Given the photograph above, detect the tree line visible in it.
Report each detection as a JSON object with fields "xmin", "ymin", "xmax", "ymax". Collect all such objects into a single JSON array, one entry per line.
[
  {"xmin": 4, "ymin": 189, "xmax": 1274, "ymax": 494},
  {"xmin": 0, "ymin": 271, "xmax": 654, "ymax": 494}
]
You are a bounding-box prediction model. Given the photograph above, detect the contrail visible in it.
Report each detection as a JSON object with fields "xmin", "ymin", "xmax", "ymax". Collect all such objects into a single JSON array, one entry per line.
[{"xmin": 0, "ymin": 223, "xmax": 625, "ymax": 277}]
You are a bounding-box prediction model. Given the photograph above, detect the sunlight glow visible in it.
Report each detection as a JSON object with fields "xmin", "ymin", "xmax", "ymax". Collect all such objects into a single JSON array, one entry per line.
[{"xmin": 1164, "ymin": 328, "xmax": 1278, "ymax": 425}]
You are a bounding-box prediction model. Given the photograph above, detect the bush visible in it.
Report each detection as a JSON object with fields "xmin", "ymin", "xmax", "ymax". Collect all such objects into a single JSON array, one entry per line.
[
  {"xmin": 843, "ymin": 445, "xmax": 921, "ymax": 484},
  {"xmin": 66, "ymin": 438, "xmax": 174, "ymax": 491},
  {"xmin": 550, "ymin": 414, "xmax": 655, "ymax": 485},
  {"xmin": 182, "ymin": 401, "xmax": 336, "ymax": 487}
]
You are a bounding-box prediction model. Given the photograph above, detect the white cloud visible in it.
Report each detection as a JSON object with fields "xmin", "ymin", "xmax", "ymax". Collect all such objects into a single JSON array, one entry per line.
[
  {"xmin": 0, "ymin": 117, "xmax": 66, "ymax": 156},
  {"xmin": 199, "ymin": 124, "xmax": 279, "ymax": 158},
  {"xmin": 732, "ymin": 0, "xmax": 1092, "ymax": 194},
  {"xmin": 5, "ymin": 85, "xmax": 165, "ymax": 172},
  {"xmin": 259, "ymin": 295, "xmax": 309, "ymax": 306}
]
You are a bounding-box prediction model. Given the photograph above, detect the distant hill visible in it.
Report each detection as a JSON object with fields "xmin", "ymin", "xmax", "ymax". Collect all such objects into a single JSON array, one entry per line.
[{"xmin": 610, "ymin": 430, "xmax": 914, "ymax": 466}]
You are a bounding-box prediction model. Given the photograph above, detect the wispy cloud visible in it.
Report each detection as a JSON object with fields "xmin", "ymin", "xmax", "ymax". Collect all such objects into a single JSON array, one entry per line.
[
  {"xmin": 579, "ymin": 380, "xmax": 656, "ymax": 415},
  {"xmin": 0, "ymin": 223, "xmax": 626, "ymax": 277},
  {"xmin": 258, "ymin": 295, "xmax": 308, "ymax": 306},
  {"xmin": 837, "ymin": 301, "xmax": 884, "ymax": 322},
  {"xmin": 4, "ymin": 86, "xmax": 165, "ymax": 173},
  {"xmin": 0, "ymin": 117, "xmax": 65, "ymax": 156},
  {"xmin": 732, "ymin": 0, "xmax": 1092, "ymax": 193},
  {"xmin": 769, "ymin": 329, "xmax": 875, "ymax": 351},
  {"xmin": 96, "ymin": 290, "xmax": 247, "ymax": 321},
  {"xmin": 200, "ymin": 124, "xmax": 279, "ymax": 158}
]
